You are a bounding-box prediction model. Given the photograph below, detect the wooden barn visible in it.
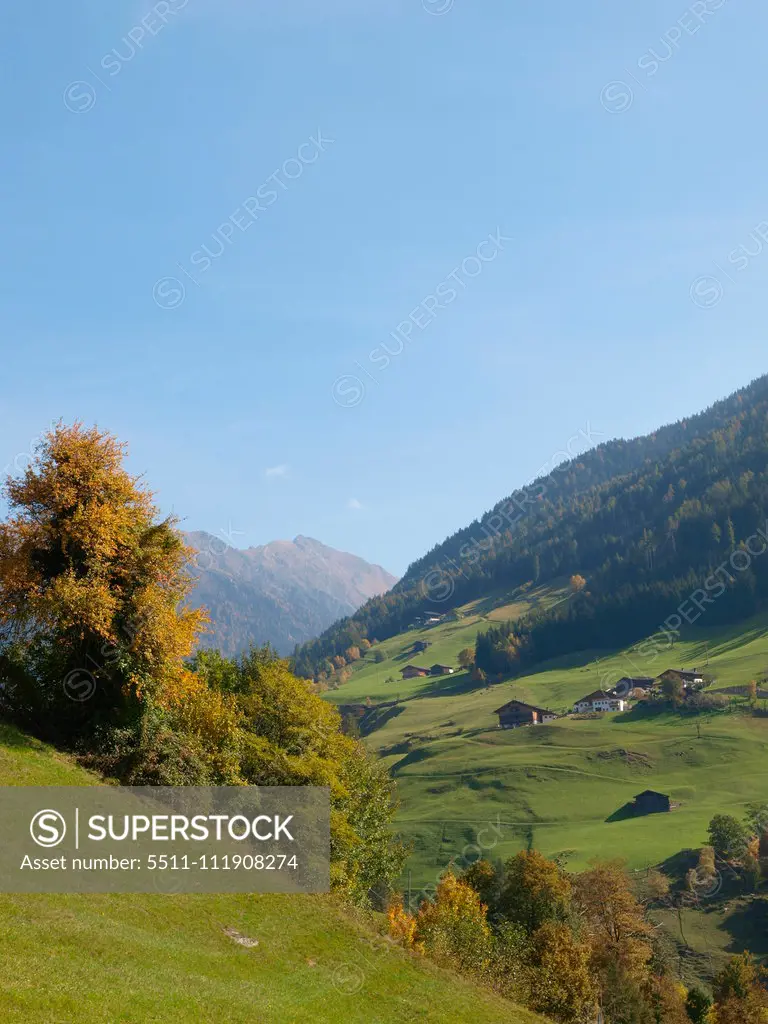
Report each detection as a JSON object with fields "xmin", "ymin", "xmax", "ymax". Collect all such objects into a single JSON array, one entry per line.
[
  {"xmin": 658, "ymin": 668, "xmax": 704, "ymax": 690},
  {"xmin": 494, "ymin": 700, "xmax": 557, "ymax": 730},
  {"xmin": 614, "ymin": 676, "xmax": 656, "ymax": 696},
  {"xmin": 400, "ymin": 665, "xmax": 430, "ymax": 679},
  {"xmin": 633, "ymin": 790, "xmax": 671, "ymax": 815}
]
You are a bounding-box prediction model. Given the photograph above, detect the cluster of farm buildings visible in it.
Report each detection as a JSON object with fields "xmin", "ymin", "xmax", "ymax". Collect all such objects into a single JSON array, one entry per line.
[
  {"xmin": 400, "ymin": 662, "xmax": 455, "ymax": 679},
  {"xmin": 388, "ymin": 641, "xmax": 688, "ymax": 819},
  {"xmin": 493, "ymin": 668, "xmax": 705, "ymax": 729},
  {"xmin": 398, "ymin": 639, "xmax": 456, "ymax": 680}
]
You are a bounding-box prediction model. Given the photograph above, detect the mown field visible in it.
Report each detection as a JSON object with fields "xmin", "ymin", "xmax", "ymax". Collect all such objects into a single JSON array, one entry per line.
[
  {"xmin": 325, "ymin": 599, "xmax": 768, "ymax": 890},
  {"xmin": 0, "ymin": 724, "xmax": 546, "ymax": 1024}
]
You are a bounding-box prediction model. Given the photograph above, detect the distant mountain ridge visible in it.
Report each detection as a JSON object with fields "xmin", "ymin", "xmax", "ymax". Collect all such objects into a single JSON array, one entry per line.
[{"xmin": 184, "ymin": 532, "xmax": 397, "ymax": 656}]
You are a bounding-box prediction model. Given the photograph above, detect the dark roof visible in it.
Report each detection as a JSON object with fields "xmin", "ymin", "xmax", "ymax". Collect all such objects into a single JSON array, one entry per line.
[
  {"xmin": 400, "ymin": 665, "xmax": 430, "ymax": 674},
  {"xmin": 635, "ymin": 790, "xmax": 669, "ymax": 800},
  {"xmin": 431, "ymin": 664, "xmax": 453, "ymax": 671},
  {"xmin": 494, "ymin": 700, "xmax": 555, "ymax": 716},
  {"xmin": 618, "ymin": 677, "xmax": 655, "ymax": 684},
  {"xmin": 576, "ymin": 690, "xmax": 620, "ymax": 703},
  {"xmin": 661, "ymin": 668, "xmax": 702, "ymax": 679}
]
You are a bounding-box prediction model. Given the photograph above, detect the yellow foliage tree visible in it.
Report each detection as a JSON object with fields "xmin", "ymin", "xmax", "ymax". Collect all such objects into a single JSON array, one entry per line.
[
  {"xmin": 575, "ymin": 860, "xmax": 653, "ymax": 986},
  {"xmin": 698, "ymin": 846, "xmax": 717, "ymax": 879},
  {"xmin": 0, "ymin": 423, "xmax": 204, "ymax": 739},
  {"xmin": 713, "ymin": 953, "xmax": 768, "ymax": 1024},
  {"xmin": 500, "ymin": 849, "xmax": 573, "ymax": 934},
  {"xmin": 156, "ymin": 668, "xmax": 242, "ymax": 783},
  {"xmin": 526, "ymin": 921, "xmax": 597, "ymax": 1023},
  {"xmin": 458, "ymin": 647, "xmax": 475, "ymax": 669},
  {"xmin": 648, "ymin": 975, "xmax": 690, "ymax": 1024},
  {"xmin": 645, "ymin": 868, "xmax": 671, "ymax": 902},
  {"xmin": 412, "ymin": 872, "xmax": 493, "ymax": 976},
  {"xmin": 387, "ymin": 894, "xmax": 421, "ymax": 952}
]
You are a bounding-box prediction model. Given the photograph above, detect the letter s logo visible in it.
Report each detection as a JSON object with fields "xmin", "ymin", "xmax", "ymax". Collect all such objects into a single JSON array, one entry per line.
[{"xmin": 30, "ymin": 809, "xmax": 67, "ymax": 848}]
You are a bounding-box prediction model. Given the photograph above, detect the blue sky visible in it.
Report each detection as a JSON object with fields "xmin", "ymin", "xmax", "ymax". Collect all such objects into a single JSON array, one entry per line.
[{"xmin": 2, "ymin": 0, "xmax": 767, "ymax": 576}]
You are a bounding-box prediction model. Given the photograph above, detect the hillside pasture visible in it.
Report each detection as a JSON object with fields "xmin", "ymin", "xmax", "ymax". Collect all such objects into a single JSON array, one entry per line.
[
  {"xmin": 322, "ymin": 611, "xmax": 768, "ymax": 889},
  {"xmin": 0, "ymin": 727, "xmax": 546, "ymax": 1024},
  {"xmin": 325, "ymin": 580, "xmax": 573, "ymax": 705}
]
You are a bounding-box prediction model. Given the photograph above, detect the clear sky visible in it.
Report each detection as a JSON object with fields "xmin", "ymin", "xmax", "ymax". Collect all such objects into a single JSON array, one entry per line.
[{"xmin": 2, "ymin": 0, "xmax": 767, "ymax": 576}]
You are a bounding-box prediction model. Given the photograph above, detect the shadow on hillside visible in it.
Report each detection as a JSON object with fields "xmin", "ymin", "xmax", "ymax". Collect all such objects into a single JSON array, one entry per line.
[
  {"xmin": 469, "ymin": 590, "xmax": 524, "ymax": 618},
  {"xmin": 378, "ymin": 738, "xmax": 411, "ymax": 757},
  {"xmin": 605, "ymin": 802, "xmax": 639, "ymax": 823},
  {"xmin": 723, "ymin": 898, "xmax": 768, "ymax": 956},
  {"xmin": 514, "ymin": 647, "xmax": 609, "ymax": 678},
  {"xmin": 719, "ymin": 685, "xmax": 768, "ymax": 699},
  {"xmin": 706, "ymin": 626, "xmax": 767, "ymax": 659},
  {"xmin": 605, "ymin": 801, "xmax": 670, "ymax": 823},
  {"xmin": 656, "ymin": 851, "xmax": 753, "ymax": 901},
  {"xmin": 408, "ymin": 671, "xmax": 491, "ymax": 700},
  {"xmin": 392, "ymin": 645, "xmax": 428, "ymax": 664},
  {"xmin": 359, "ymin": 703, "xmax": 404, "ymax": 737},
  {"xmin": 390, "ymin": 747, "xmax": 436, "ymax": 773},
  {"xmin": 613, "ymin": 702, "xmax": 669, "ymax": 724},
  {"xmin": 0, "ymin": 722, "xmax": 47, "ymax": 751},
  {"xmin": 614, "ymin": 699, "xmax": 738, "ymax": 726}
]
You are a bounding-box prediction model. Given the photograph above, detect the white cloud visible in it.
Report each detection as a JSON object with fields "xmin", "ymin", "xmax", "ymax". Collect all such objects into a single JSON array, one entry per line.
[
  {"xmin": 347, "ymin": 497, "xmax": 364, "ymax": 510},
  {"xmin": 264, "ymin": 464, "xmax": 289, "ymax": 479}
]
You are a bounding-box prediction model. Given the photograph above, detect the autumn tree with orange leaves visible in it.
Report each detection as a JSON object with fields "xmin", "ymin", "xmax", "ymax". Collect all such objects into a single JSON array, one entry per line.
[
  {"xmin": 526, "ymin": 921, "xmax": 596, "ymax": 1023},
  {"xmin": 575, "ymin": 860, "xmax": 653, "ymax": 982},
  {"xmin": 388, "ymin": 872, "xmax": 494, "ymax": 977},
  {"xmin": 0, "ymin": 423, "xmax": 204, "ymax": 741}
]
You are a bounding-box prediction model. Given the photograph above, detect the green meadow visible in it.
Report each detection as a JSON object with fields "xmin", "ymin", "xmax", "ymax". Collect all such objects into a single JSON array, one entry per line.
[
  {"xmin": 325, "ymin": 579, "xmax": 574, "ymax": 705},
  {"xmin": 325, "ymin": 595, "xmax": 768, "ymax": 891},
  {"xmin": 0, "ymin": 726, "xmax": 545, "ymax": 1024}
]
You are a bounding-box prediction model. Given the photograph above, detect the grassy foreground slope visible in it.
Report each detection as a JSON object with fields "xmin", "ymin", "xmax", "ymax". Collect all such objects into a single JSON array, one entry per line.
[
  {"xmin": 0, "ymin": 725, "xmax": 545, "ymax": 1024},
  {"xmin": 326, "ymin": 613, "xmax": 768, "ymax": 889}
]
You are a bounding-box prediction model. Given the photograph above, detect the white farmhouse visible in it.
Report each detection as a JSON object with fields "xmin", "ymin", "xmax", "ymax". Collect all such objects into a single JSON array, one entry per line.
[{"xmin": 573, "ymin": 690, "xmax": 626, "ymax": 714}]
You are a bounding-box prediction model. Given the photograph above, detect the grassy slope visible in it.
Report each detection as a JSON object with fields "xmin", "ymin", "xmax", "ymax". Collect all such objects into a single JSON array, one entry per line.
[
  {"xmin": 321, "ymin": 604, "xmax": 768, "ymax": 990},
  {"xmin": 325, "ymin": 606, "xmax": 768, "ymax": 889},
  {"xmin": 325, "ymin": 580, "xmax": 573, "ymax": 706},
  {"xmin": 0, "ymin": 724, "xmax": 545, "ymax": 1024},
  {"xmin": 650, "ymin": 898, "xmax": 768, "ymax": 989}
]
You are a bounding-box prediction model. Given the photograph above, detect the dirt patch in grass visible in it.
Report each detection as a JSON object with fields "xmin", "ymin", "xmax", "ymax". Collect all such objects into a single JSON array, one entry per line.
[{"xmin": 592, "ymin": 748, "xmax": 654, "ymax": 770}]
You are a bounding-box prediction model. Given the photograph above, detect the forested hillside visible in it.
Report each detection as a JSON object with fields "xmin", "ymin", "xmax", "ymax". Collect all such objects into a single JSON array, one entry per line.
[{"xmin": 294, "ymin": 373, "xmax": 768, "ymax": 679}]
